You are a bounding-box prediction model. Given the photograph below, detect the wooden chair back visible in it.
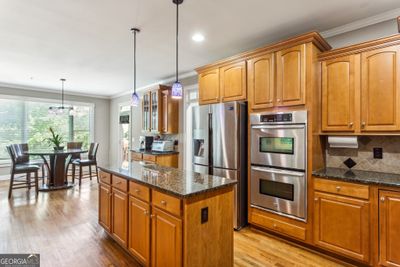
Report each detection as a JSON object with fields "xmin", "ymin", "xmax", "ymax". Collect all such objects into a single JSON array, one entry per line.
[
  {"xmin": 88, "ymin": 143, "xmax": 99, "ymax": 161},
  {"xmin": 67, "ymin": 142, "xmax": 83, "ymax": 159}
]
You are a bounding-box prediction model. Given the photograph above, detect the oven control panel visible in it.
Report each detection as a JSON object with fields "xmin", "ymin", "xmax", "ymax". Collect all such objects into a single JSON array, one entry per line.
[{"xmin": 260, "ymin": 113, "xmax": 292, "ymax": 123}]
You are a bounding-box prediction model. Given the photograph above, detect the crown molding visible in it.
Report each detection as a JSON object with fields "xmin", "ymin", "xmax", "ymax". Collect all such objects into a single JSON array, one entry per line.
[
  {"xmin": 111, "ymin": 70, "xmax": 197, "ymax": 99},
  {"xmin": 0, "ymin": 82, "xmax": 111, "ymax": 99},
  {"xmin": 321, "ymin": 8, "xmax": 400, "ymax": 38}
]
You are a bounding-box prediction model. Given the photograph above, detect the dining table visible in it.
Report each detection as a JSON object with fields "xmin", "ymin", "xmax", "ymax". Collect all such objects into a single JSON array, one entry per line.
[{"xmin": 24, "ymin": 148, "xmax": 88, "ymax": 191}]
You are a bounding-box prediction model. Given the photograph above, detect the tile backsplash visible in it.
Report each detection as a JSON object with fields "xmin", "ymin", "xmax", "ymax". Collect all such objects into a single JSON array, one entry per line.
[{"xmin": 326, "ymin": 136, "xmax": 400, "ymax": 174}]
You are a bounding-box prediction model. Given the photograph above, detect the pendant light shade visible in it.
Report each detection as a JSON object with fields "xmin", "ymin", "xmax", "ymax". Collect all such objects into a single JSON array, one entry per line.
[
  {"xmin": 48, "ymin": 78, "xmax": 73, "ymax": 115},
  {"xmin": 171, "ymin": 0, "xmax": 183, "ymax": 99},
  {"xmin": 131, "ymin": 28, "xmax": 141, "ymax": 106}
]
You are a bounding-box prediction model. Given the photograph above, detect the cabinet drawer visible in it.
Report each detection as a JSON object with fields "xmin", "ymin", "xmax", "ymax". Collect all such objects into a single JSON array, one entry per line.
[
  {"xmin": 131, "ymin": 152, "xmax": 143, "ymax": 161},
  {"xmin": 314, "ymin": 178, "xmax": 369, "ymax": 200},
  {"xmin": 250, "ymin": 208, "xmax": 306, "ymax": 241},
  {"xmin": 129, "ymin": 181, "xmax": 150, "ymax": 202},
  {"xmin": 143, "ymin": 154, "xmax": 156, "ymax": 163},
  {"xmin": 99, "ymin": 170, "xmax": 111, "ymax": 185},
  {"xmin": 152, "ymin": 190, "xmax": 181, "ymax": 217},
  {"xmin": 112, "ymin": 175, "xmax": 128, "ymax": 192}
]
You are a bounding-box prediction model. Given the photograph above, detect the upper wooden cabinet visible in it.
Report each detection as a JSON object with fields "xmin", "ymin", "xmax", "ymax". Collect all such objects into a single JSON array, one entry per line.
[
  {"xmin": 322, "ymin": 55, "xmax": 358, "ymax": 132},
  {"xmin": 379, "ymin": 190, "xmax": 400, "ymax": 267},
  {"xmin": 320, "ymin": 35, "xmax": 400, "ymax": 134},
  {"xmin": 361, "ymin": 46, "xmax": 400, "ymax": 132},
  {"xmin": 276, "ymin": 44, "xmax": 306, "ymax": 106},
  {"xmin": 247, "ymin": 53, "xmax": 275, "ymax": 110},
  {"xmin": 142, "ymin": 85, "xmax": 179, "ymax": 134},
  {"xmin": 220, "ymin": 61, "xmax": 247, "ymax": 102},
  {"xmin": 198, "ymin": 69, "xmax": 220, "ymax": 104},
  {"xmin": 196, "ymin": 32, "xmax": 331, "ymax": 107}
]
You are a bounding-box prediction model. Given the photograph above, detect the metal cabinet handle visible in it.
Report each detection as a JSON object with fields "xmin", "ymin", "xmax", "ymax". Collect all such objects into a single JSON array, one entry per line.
[
  {"xmin": 276, "ymin": 99, "xmax": 281, "ymax": 102},
  {"xmin": 135, "ymin": 189, "xmax": 140, "ymax": 193},
  {"xmin": 143, "ymin": 210, "xmax": 148, "ymax": 215},
  {"xmin": 361, "ymin": 122, "xmax": 366, "ymax": 128},
  {"xmin": 349, "ymin": 122, "xmax": 353, "ymax": 127},
  {"xmin": 314, "ymin": 198, "xmax": 318, "ymax": 202},
  {"xmin": 115, "ymin": 181, "xmax": 122, "ymax": 185},
  {"xmin": 380, "ymin": 197, "xmax": 385, "ymax": 202},
  {"xmin": 160, "ymin": 200, "xmax": 167, "ymax": 206},
  {"xmin": 150, "ymin": 214, "xmax": 155, "ymax": 218},
  {"xmin": 336, "ymin": 186, "xmax": 341, "ymax": 192},
  {"xmin": 273, "ymin": 223, "xmax": 277, "ymax": 228}
]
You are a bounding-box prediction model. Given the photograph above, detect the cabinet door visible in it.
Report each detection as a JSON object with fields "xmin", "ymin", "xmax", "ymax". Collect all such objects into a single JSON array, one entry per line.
[
  {"xmin": 276, "ymin": 44, "xmax": 306, "ymax": 106},
  {"xmin": 220, "ymin": 61, "xmax": 247, "ymax": 102},
  {"xmin": 198, "ymin": 69, "xmax": 220, "ymax": 105},
  {"xmin": 379, "ymin": 191, "xmax": 400, "ymax": 267},
  {"xmin": 247, "ymin": 53, "xmax": 275, "ymax": 110},
  {"xmin": 151, "ymin": 208, "xmax": 182, "ymax": 267},
  {"xmin": 128, "ymin": 196, "xmax": 150, "ymax": 266},
  {"xmin": 361, "ymin": 46, "xmax": 400, "ymax": 131},
  {"xmin": 112, "ymin": 189, "xmax": 128, "ymax": 247},
  {"xmin": 161, "ymin": 90, "xmax": 179, "ymax": 134},
  {"xmin": 150, "ymin": 90, "xmax": 161, "ymax": 133},
  {"xmin": 322, "ymin": 55, "xmax": 358, "ymax": 131},
  {"xmin": 142, "ymin": 93, "xmax": 151, "ymax": 132},
  {"xmin": 314, "ymin": 192, "xmax": 370, "ymax": 262},
  {"xmin": 99, "ymin": 183, "xmax": 112, "ymax": 232}
]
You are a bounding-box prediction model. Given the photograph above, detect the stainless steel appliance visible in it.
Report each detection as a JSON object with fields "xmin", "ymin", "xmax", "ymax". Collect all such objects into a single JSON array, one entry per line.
[
  {"xmin": 152, "ymin": 140, "xmax": 174, "ymax": 152},
  {"xmin": 192, "ymin": 102, "xmax": 247, "ymax": 230},
  {"xmin": 250, "ymin": 111, "xmax": 307, "ymax": 221}
]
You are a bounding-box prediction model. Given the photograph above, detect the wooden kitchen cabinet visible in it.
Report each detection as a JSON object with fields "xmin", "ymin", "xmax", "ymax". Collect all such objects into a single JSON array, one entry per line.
[
  {"xmin": 220, "ymin": 61, "xmax": 247, "ymax": 102},
  {"xmin": 247, "ymin": 53, "xmax": 275, "ymax": 110},
  {"xmin": 161, "ymin": 89, "xmax": 179, "ymax": 134},
  {"xmin": 98, "ymin": 183, "xmax": 112, "ymax": 232},
  {"xmin": 112, "ymin": 188, "xmax": 128, "ymax": 247},
  {"xmin": 321, "ymin": 55, "xmax": 358, "ymax": 132},
  {"xmin": 142, "ymin": 92, "xmax": 151, "ymax": 132},
  {"xmin": 128, "ymin": 196, "xmax": 150, "ymax": 266},
  {"xmin": 379, "ymin": 190, "xmax": 400, "ymax": 267},
  {"xmin": 151, "ymin": 207, "xmax": 182, "ymax": 267},
  {"xmin": 313, "ymin": 191, "xmax": 370, "ymax": 263},
  {"xmin": 198, "ymin": 68, "xmax": 220, "ymax": 105},
  {"xmin": 361, "ymin": 46, "xmax": 400, "ymax": 132},
  {"xmin": 150, "ymin": 90, "xmax": 162, "ymax": 133},
  {"xmin": 131, "ymin": 151, "xmax": 179, "ymax": 168},
  {"xmin": 276, "ymin": 44, "xmax": 306, "ymax": 106}
]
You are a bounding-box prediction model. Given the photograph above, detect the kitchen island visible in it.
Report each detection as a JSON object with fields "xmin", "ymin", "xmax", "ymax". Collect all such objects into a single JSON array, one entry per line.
[{"xmin": 98, "ymin": 161, "xmax": 236, "ymax": 267}]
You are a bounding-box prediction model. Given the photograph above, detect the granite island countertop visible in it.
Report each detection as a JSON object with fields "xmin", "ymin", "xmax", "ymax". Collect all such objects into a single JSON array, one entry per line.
[
  {"xmin": 131, "ymin": 149, "xmax": 179, "ymax": 156},
  {"xmin": 313, "ymin": 167, "xmax": 400, "ymax": 188},
  {"xmin": 98, "ymin": 161, "xmax": 236, "ymax": 198}
]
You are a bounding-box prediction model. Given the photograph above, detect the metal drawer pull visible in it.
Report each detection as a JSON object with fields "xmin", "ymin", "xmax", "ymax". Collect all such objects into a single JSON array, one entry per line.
[
  {"xmin": 143, "ymin": 210, "xmax": 149, "ymax": 215},
  {"xmin": 336, "ymin": 186, "xmax": 341, "ymax": 191},
  {"xmin": 380, "ymin": 197, "xmax": 385, "ymax": 202},
  {"xmin": 161, "ymin": 200, "xmax": 167, "ymax": 205},
  {"xmin": 135, "ymin": 189, "xmax": 140, "ymax": 193},
  {"xmin": 115, "ymin": 181, "xmax": 122, "ymax": 185}
]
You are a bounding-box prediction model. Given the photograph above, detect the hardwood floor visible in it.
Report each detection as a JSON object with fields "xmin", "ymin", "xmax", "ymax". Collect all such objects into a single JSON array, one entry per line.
[{"xmin": 0, "ymin": 179, "xmax": 346, "ymax": 267}]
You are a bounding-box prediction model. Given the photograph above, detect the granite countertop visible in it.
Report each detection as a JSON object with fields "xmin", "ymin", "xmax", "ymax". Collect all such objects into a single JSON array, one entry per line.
[
  {"xmin": 313, "ymin": 167, "xmax": 400, "ymax": 188},
  {"xmin": 131, "ymin": 149, "xmax": 179, "ymax": 156},
  {"xmin": 98, "ymin": 161, "xmax": 236, "ymax": 198}
]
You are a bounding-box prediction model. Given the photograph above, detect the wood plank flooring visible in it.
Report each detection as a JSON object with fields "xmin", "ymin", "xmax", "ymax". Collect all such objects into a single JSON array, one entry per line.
[{"xmin": 0, "ymin": 179, "xmax": 347, "ymax": 267}]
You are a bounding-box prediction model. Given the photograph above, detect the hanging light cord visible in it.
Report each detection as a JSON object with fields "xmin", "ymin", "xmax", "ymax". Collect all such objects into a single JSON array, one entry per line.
[
  {"xmin": 175, "ymin": 1, "xmax": 179, "ymax": 82},
  {"xmin": 61, "ymin": 79, "xmax": 65, "ymax": 108},
  {"xmin": 134, "ymin": 29, "xmax": 137, "ymax": 94}
]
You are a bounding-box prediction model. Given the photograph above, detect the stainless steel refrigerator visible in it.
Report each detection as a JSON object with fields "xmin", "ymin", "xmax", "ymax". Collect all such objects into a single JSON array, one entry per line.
[{"xmin": 192, "ymin": 101, "xmax": 247, "ymax": 229}]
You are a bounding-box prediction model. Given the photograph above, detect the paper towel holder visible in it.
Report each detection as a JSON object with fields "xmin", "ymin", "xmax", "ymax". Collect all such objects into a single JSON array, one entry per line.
[{"xmin": 328, "ymin": 136, "xmax": 358, "ymax": 149}]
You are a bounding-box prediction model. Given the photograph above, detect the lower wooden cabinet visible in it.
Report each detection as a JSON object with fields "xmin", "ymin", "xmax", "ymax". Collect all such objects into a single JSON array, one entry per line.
[
  {"xmin": 379, "ymin": 190, "xmax": 400, "ymax": 267},
  {"xmin": 151, "ymin": 207, "xmax": 182, "ymax": 267},
  {"xmin": 112, "ymin": 189, "xmax": 128, "ymax": 247},
  {"xmin": 131, "ymin": 151, "xmax": 179, "ymax": 168},
  {"xmin": 128, "ymin": 196, "xmax": 150, "ymax": 266},
  {"xmin": 99, "ymin": 183, "xmax": 112, "ymax": 232},
  {"xmin": 313, "ymin": 192, "xmax": 370, "ymax": 262}
]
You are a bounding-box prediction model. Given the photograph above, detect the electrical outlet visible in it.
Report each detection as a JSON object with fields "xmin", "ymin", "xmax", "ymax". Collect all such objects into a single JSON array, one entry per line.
[
  {"xmin": 373, "ymin": 148, "xmax": 383, "ymax": 159},
  {"xmin": 201, "ymin": 207, "xmax": 208, "ymax": 224}
]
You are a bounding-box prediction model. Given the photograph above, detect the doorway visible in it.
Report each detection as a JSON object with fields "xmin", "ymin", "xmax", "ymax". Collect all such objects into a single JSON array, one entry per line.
[{"xmin": 118, "ymin": 104, "xmax": 131, "ymax": 168}]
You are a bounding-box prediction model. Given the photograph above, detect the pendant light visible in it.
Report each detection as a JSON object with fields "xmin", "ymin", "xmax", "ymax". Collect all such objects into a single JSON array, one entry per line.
[
  {"xmin": 171, "ymin": 0, "xmax": 183, "ymax": 99},
  {"xmin": 48, "ymin": 78, "xmax": 73, "ymax": 115},
  {"xmin": 131, "ymin": 28, "xmax": 141, "ymax": 106}
]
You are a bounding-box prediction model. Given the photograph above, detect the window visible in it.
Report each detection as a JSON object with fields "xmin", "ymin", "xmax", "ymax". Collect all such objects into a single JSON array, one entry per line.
[{"xmin": 0, "ymin": 97, "xmax": 94, "ymax": 162}]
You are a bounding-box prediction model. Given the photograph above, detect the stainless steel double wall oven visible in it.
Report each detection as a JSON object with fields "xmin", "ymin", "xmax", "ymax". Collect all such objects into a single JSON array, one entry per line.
[{"xmin": 250, "ymin": 111, "xmax": 307, "ymax": 221}]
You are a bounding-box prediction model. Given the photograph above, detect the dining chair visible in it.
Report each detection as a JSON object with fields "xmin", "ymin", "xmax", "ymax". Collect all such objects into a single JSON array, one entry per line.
[
  {"xmin": 12, "ymin": 144, "xmax": 46, "ymax": 185},
  {"xmin": 7, "ymin": 145, "xmax": 40, "ymax": 198},
  {"xmin": 65, "ymin": 142, "xmax": 83, "ymax": 182},
  {"xmin": 71, "ymin": 143, "xmax": 99, "ymax": 186}
]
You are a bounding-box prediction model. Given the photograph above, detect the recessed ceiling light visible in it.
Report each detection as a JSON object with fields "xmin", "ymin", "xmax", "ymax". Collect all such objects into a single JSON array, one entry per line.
[{"xmin": 192, "ymin": 33, "xmax": 205, "ymax": 42}]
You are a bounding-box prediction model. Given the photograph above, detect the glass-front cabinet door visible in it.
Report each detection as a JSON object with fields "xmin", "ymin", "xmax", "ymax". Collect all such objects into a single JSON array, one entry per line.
[
  {"xmin": 142, "ymin": 92, "xmax": 151, "ymax": 132},
  {"xmin": 150, "ymin": 90, "xmax": 159, "ymax": 132}
]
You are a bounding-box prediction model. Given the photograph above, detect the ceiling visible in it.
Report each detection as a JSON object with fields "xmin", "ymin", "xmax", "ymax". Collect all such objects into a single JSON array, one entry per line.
[{"xmin": 0, "ymin": 0, "xmax": 399, "ymax": 98}]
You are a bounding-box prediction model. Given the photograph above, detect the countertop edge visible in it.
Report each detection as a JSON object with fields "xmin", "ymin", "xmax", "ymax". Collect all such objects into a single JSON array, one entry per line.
[{"xmin": 98, "ymin": 166, "xmax": 236, "ymax": 199}]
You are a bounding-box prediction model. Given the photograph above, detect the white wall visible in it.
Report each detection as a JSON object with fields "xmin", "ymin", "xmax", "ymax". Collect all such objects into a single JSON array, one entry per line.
[{"xmin": 0, "ymin": 86, "xmax": 110, "ymax": 175}]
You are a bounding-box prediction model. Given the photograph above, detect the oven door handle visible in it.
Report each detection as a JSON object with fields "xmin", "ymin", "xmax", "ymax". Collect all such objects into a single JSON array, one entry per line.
[
  {"xmin": 251, "ymin": 166, "xmax": 305, "ymax": 177},
  {"xmin": 251, "ymin": 125, "xmax": 305, "ymax": 130}
]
